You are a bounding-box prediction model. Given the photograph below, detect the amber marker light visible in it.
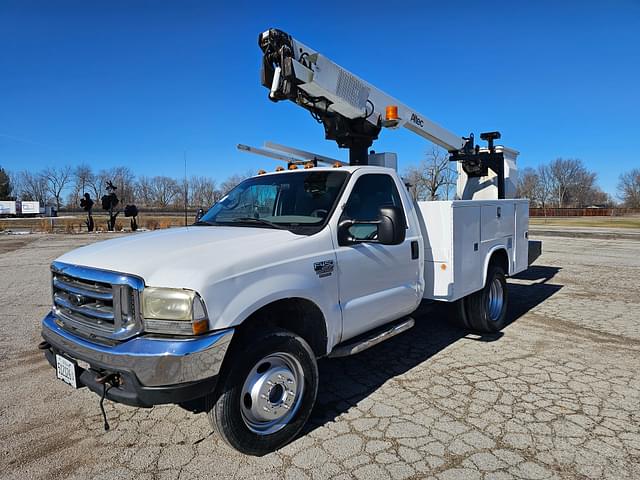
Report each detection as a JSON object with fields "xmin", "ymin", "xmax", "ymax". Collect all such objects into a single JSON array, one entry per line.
[
  {"xmin": 382, "ymin": 105, "xmax": 400, "ymax": 128},
  {"xmin": 386, "ymin": 105, "xmax": 399, "ymax": 121},
  {"xmin": 192, "ymin": 319, "xmax": 209, "ymax": 335},
  {"xmin": 333, "ymin": 162, "xmax": 342, "ymax": 168},
  {"xmin": 288, "ymin": 163, "xmax": 298, "ymax": 170},
  {"xmin": 440, "ymin": 263, "xmax": 447, "ymax": 271},
  {"xmin": 257, "ymin": 169, "xmax": 266, "ymax": 175},
  {"xmin": 275, "ymin": 165, "xmax": 285, "ymax": 172},
  {"xmin": 304, "ymin": 162, "xmax": 314, "ymax": 169}
]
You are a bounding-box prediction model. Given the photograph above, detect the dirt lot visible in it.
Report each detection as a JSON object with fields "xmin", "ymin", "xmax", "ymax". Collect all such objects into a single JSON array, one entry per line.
[{"xmin": 1, "ymin": 233, "xmax": 639, "ymax": 479}]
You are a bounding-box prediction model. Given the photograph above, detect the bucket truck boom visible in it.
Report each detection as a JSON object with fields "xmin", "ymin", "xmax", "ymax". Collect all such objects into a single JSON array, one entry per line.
[{"xmin": 259, "ymin": 28, "xmax": 516, "ymax": 199}]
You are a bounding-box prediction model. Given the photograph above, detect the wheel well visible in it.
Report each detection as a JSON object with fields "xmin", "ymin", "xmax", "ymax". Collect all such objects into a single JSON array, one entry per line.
[
  {"xmin": 489, "ymin": 248, "xmax": 509, "ymax": 276},
  {"xmin": 233, "ymin": 298, "xmax": 328, "ymax": 358}
]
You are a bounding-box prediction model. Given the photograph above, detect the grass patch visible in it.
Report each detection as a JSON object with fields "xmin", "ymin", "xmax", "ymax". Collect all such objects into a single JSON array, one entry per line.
[{"xmin": 530, "ymin": 216, "xmax": 640, "ymax": 229}]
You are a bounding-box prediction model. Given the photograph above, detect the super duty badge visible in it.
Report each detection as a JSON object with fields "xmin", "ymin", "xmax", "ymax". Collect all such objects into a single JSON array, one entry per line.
[{"xmin": 313, "ymin": 260, "xmax": 334, "ymax": 278}]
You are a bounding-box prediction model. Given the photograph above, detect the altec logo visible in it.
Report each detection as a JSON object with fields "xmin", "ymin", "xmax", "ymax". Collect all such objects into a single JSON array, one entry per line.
[{"xmin": 410, "ymin": 113, "xmax": 424, "ymax": 127}]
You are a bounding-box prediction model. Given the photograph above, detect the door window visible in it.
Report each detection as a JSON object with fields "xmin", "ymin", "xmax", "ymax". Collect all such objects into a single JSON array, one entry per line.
[{"xmin": 341, "ymin": 174, "xmax": 404, "ymax": 241}]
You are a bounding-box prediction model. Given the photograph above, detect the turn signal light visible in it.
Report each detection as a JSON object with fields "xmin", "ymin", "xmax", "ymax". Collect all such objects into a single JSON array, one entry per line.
[{"xmin": 192, "ymin": 318, "xmax": 209, "ymax": 335}]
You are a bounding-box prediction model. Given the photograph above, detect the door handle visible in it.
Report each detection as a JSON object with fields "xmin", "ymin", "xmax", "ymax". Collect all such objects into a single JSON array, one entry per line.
[{"xmin": 411, "ymin": 240, "xmax": 419, "ymax": 259}]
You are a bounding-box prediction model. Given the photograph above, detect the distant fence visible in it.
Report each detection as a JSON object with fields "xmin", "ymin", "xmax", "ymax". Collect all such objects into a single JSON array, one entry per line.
[
  {"xmin": 530, "ymin": 208, "xmax": 640, "ymax": 217},
  {"xmin": 58, "ymin": 207, "xmax": 201, "ymax": 216}
]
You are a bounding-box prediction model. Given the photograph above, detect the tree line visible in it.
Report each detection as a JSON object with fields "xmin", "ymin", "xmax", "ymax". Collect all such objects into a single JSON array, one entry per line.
[
  {"xmin": 516, "ymin": 158, "xmax": 640, "ymax": 208},
  {"xmin": 1, "ymin": 157, "xmax": 639, "ymax": 209},
  {"xmin": 0, "ymin": 164, "xmax": 251, "ymax": 210},
  {"xmin": 400, "ymin": 150, "xmax": 640, "ymax": 208}
]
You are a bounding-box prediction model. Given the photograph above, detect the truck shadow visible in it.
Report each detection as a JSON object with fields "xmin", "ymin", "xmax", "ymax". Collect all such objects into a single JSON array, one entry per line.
[{"xmin": 302, "ymin": 264, "xmax": 562, "ymax": 436}]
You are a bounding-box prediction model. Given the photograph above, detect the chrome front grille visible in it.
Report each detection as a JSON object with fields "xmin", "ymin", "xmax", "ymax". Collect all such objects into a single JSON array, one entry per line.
[{"xmin": 51, "ymin": 261, "xmax": 144, "ymax": 342}]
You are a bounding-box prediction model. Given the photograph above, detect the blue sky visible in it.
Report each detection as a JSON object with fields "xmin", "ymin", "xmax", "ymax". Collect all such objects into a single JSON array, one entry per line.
[{"xmin": 1, "ymin": 1, "xmax": 639, "ymax": 197}]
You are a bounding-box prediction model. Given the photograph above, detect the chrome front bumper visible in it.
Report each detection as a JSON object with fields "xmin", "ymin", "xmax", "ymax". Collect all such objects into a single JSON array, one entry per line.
[{"xmin": 41, "ymin": 311, "xmax": 234, "ymax": 387}]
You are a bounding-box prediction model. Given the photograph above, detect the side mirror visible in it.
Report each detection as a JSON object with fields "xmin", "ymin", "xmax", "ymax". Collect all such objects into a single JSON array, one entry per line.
[
  {"xmin": 377, "ymin": 206, "xmax": 406, "ymax": 245},
  {"xmin": 338, "ymin": 205, "xmax": 406, "ymax": 246}
]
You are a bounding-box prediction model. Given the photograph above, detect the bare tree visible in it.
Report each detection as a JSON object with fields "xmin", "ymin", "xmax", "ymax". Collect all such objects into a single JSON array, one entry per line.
[
  {"xmin": 20, "ymin": 171, "xmax": 49, "ymax": 204},
  {"xmin": 150, "ymin": 176, "xmax": 179, "ymax": 207},
  {"xmin": 547, "ymin": 158, "xmax": 584, "ymax": 207},
  {"xmin": 536, "ymin": 164, "xmax": 554, "ymax": 211},
  {"xmin": 219, "ymin": 172, "xmax": 252, "ymax": 197},
  {"xmin": 568, "ymin": 168, "xmax": 597, "ymax": 207},
  {"xmin": 403, "ymin": 146, "xmax": 455, "ymax": 201},
  {"xmin": 135, "ymin": 176, "xmax": 155, "ymax": 206},
  {"xmin": 43, "ymin": 165, "xmax": 72, "ymax": 209},
  {"xmin": 88, "ymin": 170, "xmax": 107, "ymax": 202},
  {"xmin": 103, "ymin": 166, "xmax": 136, "ymax": 204},
  {"xmin": 189, "ymin": 175, "xmax": 218, "ymax": 208},
  {"xmin": 516, "ymin": 167, "xmax": 540, "ymax": 205},
  {"xmin": 618, "ymin": 168, "xmax": 640, "ymax": 208},
  {"xmin": 8, "ymin": 170, "xmax": 22, "ymax": 200},
  {"xmin": 74, "ymin": 164, "xmax": 94, "ymax": 194},
  {"xmin": 66, "ymin": 164, "xmax": 95, "ymax": 207}
]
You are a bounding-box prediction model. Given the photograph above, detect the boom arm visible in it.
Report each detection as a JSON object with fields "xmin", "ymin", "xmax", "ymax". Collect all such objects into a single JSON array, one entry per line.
[{"xmin": 259, "ymin": 28, "xmax": 513, "ymax": 198}]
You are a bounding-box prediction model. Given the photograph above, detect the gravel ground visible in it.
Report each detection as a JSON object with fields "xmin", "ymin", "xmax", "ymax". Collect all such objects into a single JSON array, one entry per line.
[{"xmin": 1, "ymin": 233, "xmax": 639, "ymax": 480}]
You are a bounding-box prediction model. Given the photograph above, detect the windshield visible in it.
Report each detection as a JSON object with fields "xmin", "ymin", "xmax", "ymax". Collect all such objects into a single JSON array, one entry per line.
[{"xmin": 198, "ymin": 170, "xmax": 349, "ymax": 234}]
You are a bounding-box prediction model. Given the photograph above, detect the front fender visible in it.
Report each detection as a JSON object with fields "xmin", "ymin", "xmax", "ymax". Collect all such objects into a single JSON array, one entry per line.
[{"xmin": 202, "ymin": 262, "xmax": 342, "ymax": 353}]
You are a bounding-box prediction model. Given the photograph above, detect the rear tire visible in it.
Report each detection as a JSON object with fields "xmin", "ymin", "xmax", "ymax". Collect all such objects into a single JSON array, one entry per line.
[
  {"xmin": 464, "ymin": 264, "xmax": 509, "ymax": 332},
  {"xmin": 206, "ymin": 328, "xmax": 318, "ymax": 456}
]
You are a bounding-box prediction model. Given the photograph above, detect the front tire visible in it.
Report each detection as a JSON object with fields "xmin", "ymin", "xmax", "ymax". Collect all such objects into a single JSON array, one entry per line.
[{"xmin": 207, "ymin": 329, "xmax": 318, "ymax": 456}]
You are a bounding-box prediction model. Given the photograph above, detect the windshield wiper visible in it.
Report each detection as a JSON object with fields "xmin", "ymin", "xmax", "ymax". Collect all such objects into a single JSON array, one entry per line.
[
  {"xmin": 192, "ymin": 220, "xmax": 217, "ymax": 226},
  {"xmin": 231, "ymin": 217, "xmax": 289, "ymax": 230}
]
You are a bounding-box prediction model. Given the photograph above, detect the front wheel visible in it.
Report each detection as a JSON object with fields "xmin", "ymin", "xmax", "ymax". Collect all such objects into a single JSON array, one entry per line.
[{"xmin": 206, "ymin": 329, "xmax": 318, "ymax": 456}]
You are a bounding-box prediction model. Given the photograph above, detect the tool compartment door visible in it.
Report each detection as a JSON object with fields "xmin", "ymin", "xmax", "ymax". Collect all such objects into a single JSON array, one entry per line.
[
  {"xmin": 514, "ymin": 201, "xmax": 529, "ymax": 273},
  {"xmin": 452, "ymin": 204, "xmax": 482, "ymax": 298},
  {"xmin": 481, "ymin": 202, "xmax": 515, "ymax": 243}
]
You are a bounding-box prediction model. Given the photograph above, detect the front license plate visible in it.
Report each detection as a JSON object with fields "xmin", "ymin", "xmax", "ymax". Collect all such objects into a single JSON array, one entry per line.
[{"xmin": 56, "ymin": 354, "xmax": 79, "ymax": 389}]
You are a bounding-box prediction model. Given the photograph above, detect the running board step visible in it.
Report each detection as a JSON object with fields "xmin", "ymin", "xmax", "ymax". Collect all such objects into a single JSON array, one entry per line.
[{"xmin": 328, "ymin": 317, "xmax": 415, "ymax": 358}]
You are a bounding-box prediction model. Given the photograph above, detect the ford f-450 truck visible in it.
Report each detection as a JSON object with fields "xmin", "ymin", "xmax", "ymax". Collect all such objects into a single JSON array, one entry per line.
[{"xmin": 39, "ymin": 28, "xmax": 540, "ymax": 455}]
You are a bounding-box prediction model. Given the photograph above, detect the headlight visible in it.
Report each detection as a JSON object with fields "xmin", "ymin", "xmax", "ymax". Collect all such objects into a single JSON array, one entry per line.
[{"xmin": 142, "ymin": 287, "xmax": 209, "ymax": 335}]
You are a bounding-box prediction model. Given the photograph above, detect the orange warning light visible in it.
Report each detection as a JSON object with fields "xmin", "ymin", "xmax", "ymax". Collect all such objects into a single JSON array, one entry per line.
[{"xmin": 386, "ymin": 105, "xmax": 399, "ymax": 121}]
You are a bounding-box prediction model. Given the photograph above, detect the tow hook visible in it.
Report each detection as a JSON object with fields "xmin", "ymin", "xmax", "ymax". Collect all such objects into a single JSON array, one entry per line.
[
  {"xmin": 96, "ymin": 372, "xmax": 121, "ymax": 431},
  {"xmin": 37, "ymin": 341, "xmax": 50, "ymax": 350}
]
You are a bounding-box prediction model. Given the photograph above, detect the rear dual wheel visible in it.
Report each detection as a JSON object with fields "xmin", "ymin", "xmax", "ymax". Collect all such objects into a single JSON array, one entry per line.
[{"xmin": 453, "ymin": 264, "xmax": 508, "ymax": 333}]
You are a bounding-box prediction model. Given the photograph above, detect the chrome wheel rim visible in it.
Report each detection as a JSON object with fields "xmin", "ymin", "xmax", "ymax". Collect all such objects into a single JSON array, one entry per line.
[
  {"xmin": 487, "ymin": 277, "xmax": 504, "ymax": 321},
  {"xmin": 240, "ymin": 352, "xmax": 304, "ymax": 435}
]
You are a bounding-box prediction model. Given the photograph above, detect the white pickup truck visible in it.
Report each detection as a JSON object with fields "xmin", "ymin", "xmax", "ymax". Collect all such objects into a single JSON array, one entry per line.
[
  {"xmin": 40, "ymin": 164, "xmax": 536, "ymax": 454},
  {"xmin": 40, "ymin": 28, "xmax": 540, "ymax": 455}
]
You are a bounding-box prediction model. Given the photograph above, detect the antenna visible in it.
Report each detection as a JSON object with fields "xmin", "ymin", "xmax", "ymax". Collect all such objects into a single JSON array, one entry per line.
[{"xmin": 183, "ymin": 151, "xmax": 188, "ymax": 227}]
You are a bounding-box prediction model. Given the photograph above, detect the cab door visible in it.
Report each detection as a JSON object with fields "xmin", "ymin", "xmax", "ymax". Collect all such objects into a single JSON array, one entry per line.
[{"xmin": 334, "ymin": 172, "xmax": 421, "ymax": 341}]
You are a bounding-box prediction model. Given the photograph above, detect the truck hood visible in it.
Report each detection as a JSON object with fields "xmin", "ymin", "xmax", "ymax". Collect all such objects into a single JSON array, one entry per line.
[{"xmin": 56, "ymin": 226, "xmax": 302, "ymax": 288}]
